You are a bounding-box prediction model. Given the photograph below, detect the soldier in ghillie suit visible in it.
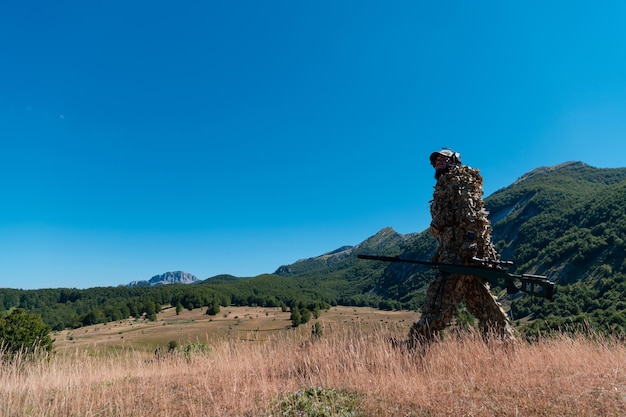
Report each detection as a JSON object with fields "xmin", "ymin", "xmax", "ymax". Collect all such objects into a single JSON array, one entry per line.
[{"xmin": 408, "ymin": 149, "xmax": 514, "ymax": 345}]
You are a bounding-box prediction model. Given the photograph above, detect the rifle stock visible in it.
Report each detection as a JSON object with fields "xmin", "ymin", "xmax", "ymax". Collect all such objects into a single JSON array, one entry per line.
[{"xmin": 357, "ymin": 254, "xmax": 555, "ymax": 301}]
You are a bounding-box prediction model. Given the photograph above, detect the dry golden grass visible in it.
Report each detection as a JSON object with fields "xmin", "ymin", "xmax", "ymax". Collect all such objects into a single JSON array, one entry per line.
[{"xmin": 2, "ymin": 307, "xmax": 625, "ymax": 416}]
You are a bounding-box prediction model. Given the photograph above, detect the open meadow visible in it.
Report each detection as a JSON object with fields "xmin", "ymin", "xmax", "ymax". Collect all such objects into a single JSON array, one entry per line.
[
  {"xmin": 2, "ymin": 306, "xmax": 625, "ymax": 416},
  {"xmin": 53, "ymin": 305, "xmax": 416, "ymax": 354}
]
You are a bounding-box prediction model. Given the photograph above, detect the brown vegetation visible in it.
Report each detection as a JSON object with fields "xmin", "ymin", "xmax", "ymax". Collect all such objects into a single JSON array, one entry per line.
[{"xmin": 2, "ymin": 306, "xmax": 625, "ymax": 416}]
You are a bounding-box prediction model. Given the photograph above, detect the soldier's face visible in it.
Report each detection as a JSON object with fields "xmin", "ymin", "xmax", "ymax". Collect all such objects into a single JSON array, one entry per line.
[{"xmin": 434, "ymin": 155, "xmax": 452, "ymax": 178}]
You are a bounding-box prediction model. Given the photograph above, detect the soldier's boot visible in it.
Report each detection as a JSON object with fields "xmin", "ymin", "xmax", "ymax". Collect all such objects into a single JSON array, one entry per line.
[{"xmin": 405, "ymin": 319, "xmax": 441, "ymax": 351}]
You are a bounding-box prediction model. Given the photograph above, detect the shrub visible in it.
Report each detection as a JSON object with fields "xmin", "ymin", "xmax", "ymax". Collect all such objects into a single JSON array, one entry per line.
[
  {"xmin": 272, "ymin": 387, "xmax": 362, "ymax": 417},
  {"xmin": 0, "ymin": 308, "xmax": 54, "ymax": 360}
]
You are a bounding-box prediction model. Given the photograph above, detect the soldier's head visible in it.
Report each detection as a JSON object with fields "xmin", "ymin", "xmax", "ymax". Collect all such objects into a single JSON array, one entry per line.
[{"xmin": 430, "ymin": 149, "xmax": 461, "ymax": 179}]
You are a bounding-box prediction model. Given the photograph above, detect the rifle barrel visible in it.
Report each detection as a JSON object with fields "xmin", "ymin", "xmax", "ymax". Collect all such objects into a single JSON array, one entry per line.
[{"xmin": 357, "ymin": 254, "xmax": 555, "ymax": 300}]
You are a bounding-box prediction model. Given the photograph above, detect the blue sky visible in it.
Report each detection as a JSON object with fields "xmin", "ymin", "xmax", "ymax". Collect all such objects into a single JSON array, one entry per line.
[{"xmin": 2, "ymin": 1, "xmax": 626, "ymax": 289}]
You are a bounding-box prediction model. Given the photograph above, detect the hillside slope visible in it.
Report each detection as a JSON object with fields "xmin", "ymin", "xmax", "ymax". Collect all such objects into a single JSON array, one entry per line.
[{"xmin": 487, "ymin": 161, "xmax": 626, "ymax": 282}]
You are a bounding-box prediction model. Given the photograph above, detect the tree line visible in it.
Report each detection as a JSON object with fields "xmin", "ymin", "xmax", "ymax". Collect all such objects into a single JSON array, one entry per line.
[{"xmin": 0, "ymin": 275, "xmax": 350, "ymax": 332}]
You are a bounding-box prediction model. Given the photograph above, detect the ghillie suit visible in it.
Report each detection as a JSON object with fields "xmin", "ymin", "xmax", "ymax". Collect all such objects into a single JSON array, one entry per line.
[{"xmin": 408, "ymin": 164, "xmax": 514, "ymax": 344}]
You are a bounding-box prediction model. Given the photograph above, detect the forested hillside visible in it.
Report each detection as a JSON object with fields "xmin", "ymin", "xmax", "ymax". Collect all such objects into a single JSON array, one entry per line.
[
  {"xmin": 2, "ymin": 162, "xmax": 626, "ymax": 336},
  {"xmin": 488, "ymin": 162, "xmax": 626, "ymax": 334}
]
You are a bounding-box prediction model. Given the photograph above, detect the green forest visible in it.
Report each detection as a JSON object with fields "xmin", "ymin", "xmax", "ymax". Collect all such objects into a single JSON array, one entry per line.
[{"xmin": 2, "ymin": 162, "xmax": 626, "ymax": 338}]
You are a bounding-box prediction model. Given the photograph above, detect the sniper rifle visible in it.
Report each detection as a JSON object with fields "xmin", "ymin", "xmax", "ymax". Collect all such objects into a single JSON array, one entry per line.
[{"xmin": 357, "ymin": 254, "xmax": 555, "ymax": 301}]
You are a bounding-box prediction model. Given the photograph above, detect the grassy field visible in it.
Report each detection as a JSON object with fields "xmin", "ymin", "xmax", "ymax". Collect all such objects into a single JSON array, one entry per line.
[
  {"xmin": 54, "ymin": 305, "xmax": 417, "ymax": 354},
  {"xmin": 2, "ymin": 306, "xmax": 626, "ymax": 416}
]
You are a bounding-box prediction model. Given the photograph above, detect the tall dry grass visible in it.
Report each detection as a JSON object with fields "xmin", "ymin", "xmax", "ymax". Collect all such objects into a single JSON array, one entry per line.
[{"xmin": 1, "ymin": 323, "xmax": 625, "ymax": 416}]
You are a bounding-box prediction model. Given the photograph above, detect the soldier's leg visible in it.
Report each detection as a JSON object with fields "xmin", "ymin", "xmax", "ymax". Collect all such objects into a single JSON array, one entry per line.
[
  {"xmin": 408, "ymin": 273, "xmax": 465, "ymax": 345},
  {"xmin": 463, "ymin": 276, "xmax": 514, "ymax": 340}
]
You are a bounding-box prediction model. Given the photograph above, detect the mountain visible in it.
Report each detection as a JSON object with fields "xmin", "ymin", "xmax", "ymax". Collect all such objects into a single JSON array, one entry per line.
[
  {"xmin": 272, "ymin": 226, "xmax": 435, "ymax": 308},
  {"xmin": 486, "ymin": 161, "xmax": 626, "ymax": 282},
  {"xmin": 274, "ymin": 228, "xmax": 416, "ymax": 276},
  {"xmin": 126, "ymin": 271, "xmax": 199, "ymax": 287}
]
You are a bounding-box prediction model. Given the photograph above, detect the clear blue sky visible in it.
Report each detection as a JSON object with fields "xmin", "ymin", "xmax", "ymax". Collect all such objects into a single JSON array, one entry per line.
[{"xmin": 2, "ymin": 1, "xmax": 626, "ymax": 289}]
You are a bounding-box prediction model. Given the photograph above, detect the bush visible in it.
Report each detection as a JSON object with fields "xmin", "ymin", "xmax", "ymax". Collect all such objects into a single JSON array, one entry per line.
[
  {"xmin": 0, "ymin": 308, "xmax": 54, "ymax": 359},
  {"xmin": 206, "ymin": 302, "xmax": 220, "ymax": 316},
  {"xmin": 180, "ymin": 342, "xmax": 211, "ymax": 358},
  {"xmin": 272, "ymin": 387, "xmax": 362, "ymax": 417},
  {"xmin": 167, "ymin": 340, "xmax": 178, "ymax": 352},
  {"xmin": 291, "ymin": 306, "xmax": 301, "ymax": 327}
]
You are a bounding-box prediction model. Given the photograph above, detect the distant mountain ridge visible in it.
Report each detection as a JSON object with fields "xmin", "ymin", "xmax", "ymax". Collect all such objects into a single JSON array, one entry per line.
[
  {"xmin": 126, "ymin": 271, "xmax": 199, "ymax": 287},
  {"xmin": 274, "ymin": 228, "xmax": 415, "ymax": 276}
]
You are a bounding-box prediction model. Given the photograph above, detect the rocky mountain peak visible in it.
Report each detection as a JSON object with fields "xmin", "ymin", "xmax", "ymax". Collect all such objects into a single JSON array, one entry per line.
[{"xmin": 126, "ymin": 271, "xmax": 199, "ymax": 287}]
